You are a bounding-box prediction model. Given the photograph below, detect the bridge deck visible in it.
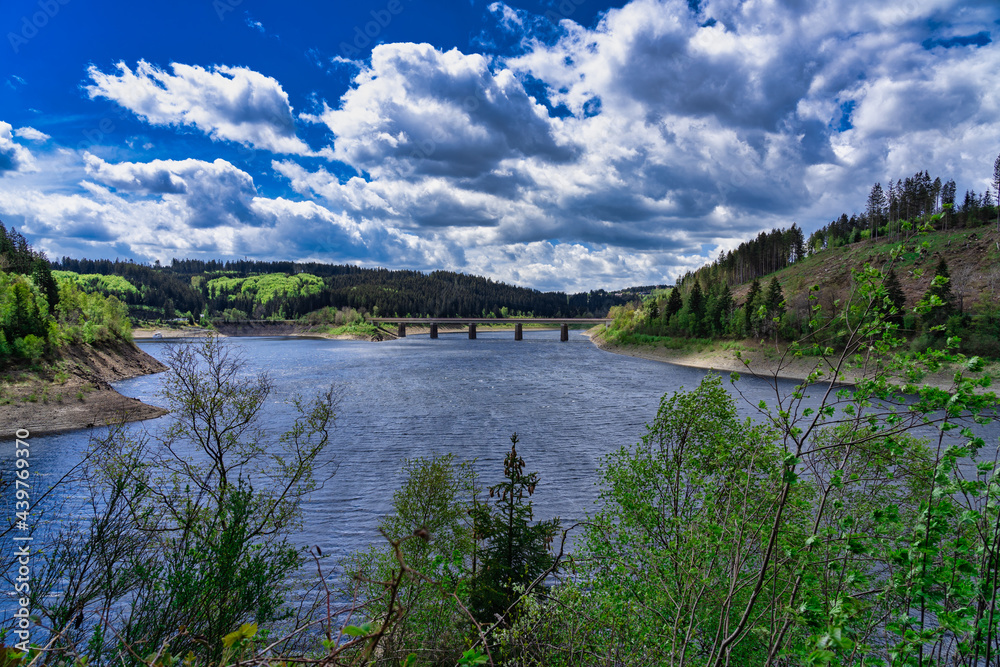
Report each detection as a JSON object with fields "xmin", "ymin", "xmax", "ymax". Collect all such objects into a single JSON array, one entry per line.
[
  {"xmin": 369, "ymin": 317, "xmax": 610, "ymax": 324},
  {"xmin": 370, "ymin": 317, "xmax": 609, "ymax": 341}
]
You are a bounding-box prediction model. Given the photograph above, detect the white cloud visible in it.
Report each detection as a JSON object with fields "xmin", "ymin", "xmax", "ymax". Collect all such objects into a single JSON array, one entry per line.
[
  {"xmin": 0, "ymin": 154, "xmax": 372, "ymax": 265},
  {"xmin": 304, "ymin": 42, "xmax": 573, "ymax": 180},
  {"xmin": 86, "ymin": 61, "xmax": 314, "ymax": 155},
  {"xmin": 0, "ymin": 122, "xmax": 37, "ymax": 174},
  {"xmin": 83, "ymin": 154, "xmax": 261, "ymax": 229},
  {"xmin": 3, "ymin": 0, "xmax": 999, "ymax": 291},
  {"xmin": 14, "ymin": 127, "xmax": 50, "ymax": 142}
]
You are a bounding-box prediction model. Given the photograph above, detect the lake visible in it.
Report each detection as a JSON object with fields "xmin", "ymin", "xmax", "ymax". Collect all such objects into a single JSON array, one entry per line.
[{"xmin": 3, "ymin": 330, "xmax": 998, "ymax": 608}]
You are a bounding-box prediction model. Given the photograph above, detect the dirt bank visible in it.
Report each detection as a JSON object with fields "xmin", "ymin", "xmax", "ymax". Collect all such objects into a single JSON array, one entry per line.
[
  {"xmin": 133, "ymin": 327, "xmax": 216, "ymax": 339},
  {"xmin": 587, "ymin": 333, "xmax": 839, "ymax": 383},
  {"xmin": 0, "ymin": 340, "xmax": 169, "ymax": 436},
  {"xmin": 586, "ymin": 330, "xmax": 999, "ymax": 394}
]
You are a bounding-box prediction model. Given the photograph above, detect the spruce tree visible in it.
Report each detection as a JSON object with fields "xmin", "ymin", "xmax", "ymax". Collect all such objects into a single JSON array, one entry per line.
[
  {"xmin": 31, "ymin": 257, "xmax": 59, "ymax": 311},
  {"xmin": 688, "ymin": 281, "xmax": 706, "ymax": 336},
  {"xmin": 765, "ymin": 277, "xmax": 785, "ymax": 319},
  {"xmin": 744, "ymin": 278, "xmax": 762, "ymax": 335},
  {"xmin": 470, "ymin": 434, "xmax": 559, "ymax": 625},
  {"xmin": 884, "ymin": 268, "xmax": 906, "ymax": 327},
  {"xmin": 920, "ymin": 259, "xmax": 955, "ymax": 330},
  {"xmin": 664, "ymin": 286, "xmax": 683, "ymax": 323},
  {"xmin": 709, "ymin": 283, "xmax": 733, "ymax": 335}
]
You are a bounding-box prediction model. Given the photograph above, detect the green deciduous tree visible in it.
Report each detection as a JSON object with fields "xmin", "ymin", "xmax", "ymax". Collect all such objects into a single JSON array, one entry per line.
[
  {"xmin": 31, "ymin": 336, "xmax": 337, "ymax": 664},
  {"xmin": 581, "ymin": 374, "xmax": 787, "ymax": 665},
  {"xmin": 344, "ymin": 454, "xmax": 481, "ymax": 665},
  {"xmin": 495, "ymin": 255, "xmax": 998, "ymax": 666}
]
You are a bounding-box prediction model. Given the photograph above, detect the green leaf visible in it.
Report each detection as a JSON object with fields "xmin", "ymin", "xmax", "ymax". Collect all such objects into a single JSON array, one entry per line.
[{"xmin": 342, "ymin": 625, "xmax": 368, "ymax": 638}]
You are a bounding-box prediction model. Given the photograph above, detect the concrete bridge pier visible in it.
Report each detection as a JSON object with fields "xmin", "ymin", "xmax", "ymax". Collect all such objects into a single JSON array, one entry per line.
[
  {"xmin": 430, "ymin": 323, "xmax": 438, "ymax": 339},
  {"xmin": 514, "ymin": 323, "xmax": 523, "ymax": 341},
  {"xmin": 469, "ymin": 323, "xmax": 477, "ymax": 339},
  {"xmin": 560, "ymin": 323, "xmax": 569, "ymax": 342},
  {"xmin": 397, "ymin": 323, "xmax": 406, "ymax": 338}
]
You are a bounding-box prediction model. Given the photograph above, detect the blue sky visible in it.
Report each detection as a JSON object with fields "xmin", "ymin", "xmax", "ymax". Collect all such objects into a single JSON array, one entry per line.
[{"xmin": 0, "ymin": 0, "xmax": 998, "ymax": 291}]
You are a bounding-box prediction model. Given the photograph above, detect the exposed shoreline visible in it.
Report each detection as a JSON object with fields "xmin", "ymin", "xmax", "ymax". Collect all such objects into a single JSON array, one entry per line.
[
  {"xmin": 585, "ymin": 329, "xmax": 999, "ymax": 394},
  {"xmin": 133, "ymin": 327, "xmax": 217, "ymax": 339},
  {"xmin": 0, "ymin": 341, "xmax": 169, "ymax": 437},
  {"xmin": 585, "ymin": 331, "xmax": 836, "ymax": 384}
]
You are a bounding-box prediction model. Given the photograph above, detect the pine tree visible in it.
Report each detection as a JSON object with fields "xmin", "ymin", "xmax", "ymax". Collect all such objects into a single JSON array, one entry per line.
[
  {"xmin": 920, "ymin": 259, "xmax": 955, "ymax": 330},
  {"xmin": 688, "ymin": 281, "xmax": 706, "ymax": 336},
  {"xmin": 941, "ymin": 179, "xmax": 957, "ymax": 229},
  {"xmin": 884, "ymin": 268, "xmax": 906, "ymax": 327},
  {"xmin": 664, "ymin": 287, "xmax": 683, "ymax": 323},
  {"xmin": 744, "ymin": 278, "xmax": 762, "ymax": 335},
  {"xmin": 470, "ymin": 434, "xmax": 559, "ymax": 625},
  {"xmin": 867, "ymin": 183, "xmax": 886, "ymax": 239},
  {"xmin": 31, "ymin": 257, "xmax": 59, "ymax": 311},
  {"xmin": 709, "ymin": 283, "xmax": 733, "ymax": 335},
  {"xmin": 765, "ymin": 277, "xmax": 785, "ymax": 319}
]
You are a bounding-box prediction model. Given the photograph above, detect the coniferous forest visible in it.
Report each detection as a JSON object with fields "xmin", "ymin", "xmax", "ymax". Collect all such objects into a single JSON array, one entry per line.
[{"xmin": 51, "ymin": 256, "xmax": 635, "ymax": 324}]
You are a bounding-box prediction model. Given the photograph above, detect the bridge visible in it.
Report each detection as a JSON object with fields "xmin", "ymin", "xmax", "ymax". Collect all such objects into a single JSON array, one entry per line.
[{"xmin": 370, "ymin": 317, "xmax": 611, "ymax": 341}]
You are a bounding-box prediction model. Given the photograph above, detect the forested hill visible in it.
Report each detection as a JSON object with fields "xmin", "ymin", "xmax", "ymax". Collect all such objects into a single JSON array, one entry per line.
[
  {"xmin": 608, "ymin": 162, "xmax": 1000, "ymax": 359},
  {"xmin": 53, "ymin": 257, "xmax": 637, "ymax": 322},
  {"xmin": 680, "ymin": 167, "xmax": 997, "ymax": 289},
  {"xmin": 0, "ymin": 223, "xmax": 133, "ymax": 366}
]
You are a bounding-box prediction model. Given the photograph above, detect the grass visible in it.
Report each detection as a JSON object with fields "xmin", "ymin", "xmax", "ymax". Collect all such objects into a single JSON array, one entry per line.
[
  {"xmin": 322, "ymin": 321, "xmax": 383, "ymax": 337},
  {"xmin": 605, "ymin": 329, "xmax": 719, "ymax": 352}
]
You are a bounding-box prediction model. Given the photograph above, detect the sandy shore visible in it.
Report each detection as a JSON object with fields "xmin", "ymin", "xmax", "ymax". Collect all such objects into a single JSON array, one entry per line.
[
  {"xmin": 133, "ymin": 327, "xmax": 217, "ymax": 339},
  {"xmin": 1, "ymin": 341, "xmax": 169, "ymax": 436},
  {"xmin": 586, "ymin": 330, "xmax": 999, "ymax": 394}
]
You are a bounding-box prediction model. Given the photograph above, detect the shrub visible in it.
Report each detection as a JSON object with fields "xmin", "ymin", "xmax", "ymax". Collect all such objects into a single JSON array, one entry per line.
[{"xmin": 14, "ymin": 333, "xmax": 45, "ymax": 359}]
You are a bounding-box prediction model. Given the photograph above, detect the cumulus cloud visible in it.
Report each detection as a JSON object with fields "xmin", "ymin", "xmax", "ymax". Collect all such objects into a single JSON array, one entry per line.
[
  {"xmin": 0, "ymin": 122, "xmax": 37, "ymax": 174},
  {"xmin": 0, "ymin": 154, "xmax": 374, "ymax": 265},
  {"xmin": 3, "ymin": 0, "xmax": 999, "ymax": 291},
  {"xmin": 14, "ymin": 127, "xmax": 50, "ymax": 142},
  {"xmin": 273, "ymin": 0, "xmax": 998, "ymax": 286},
  {"xmin": 305, "ymin": 42, "xmax": 574, "ymax": 180},
  {"xmin": 84, "ymin": 154, "xmax": 259, "ymax": 228},
  {"xmin": 86, "ymin": 61, "xmax": 314, "ymax": 155}
]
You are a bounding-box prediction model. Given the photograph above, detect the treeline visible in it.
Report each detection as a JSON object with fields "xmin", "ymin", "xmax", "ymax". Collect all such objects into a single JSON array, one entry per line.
[
  {"xmin": 614, "ymin": 275, "xmax": 788, "ymax": 342},
  {"xmin": 809, "ymin": 169, "xmax": 998, "ymax": 250},
  {"xmin": 0, "ymin": 222, "xmax": 131, "ymax": 365},
  {"xmin": 695, "ymin": 225, "xmax": 806, "ymax": 287},
  {"xmin": 620, "ymin": 255, "xmax": 999, "ymax": 358},
  {"xmin": 681, "ymin": 165, "xmax": 998, "ymax": 293},
  {"xmin": 53, "ymin": 258, "xmax": 631, "ymax": 322}
]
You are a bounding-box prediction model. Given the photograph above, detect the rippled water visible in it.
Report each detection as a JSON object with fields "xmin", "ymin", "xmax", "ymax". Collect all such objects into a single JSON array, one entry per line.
[
  {"xmin": 118, "ymin": 330, "xmax": 770, "ymax": 559},
  {"xmin": 4, "ymin": 330, "xmax": 998, "ymax": 606}
]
